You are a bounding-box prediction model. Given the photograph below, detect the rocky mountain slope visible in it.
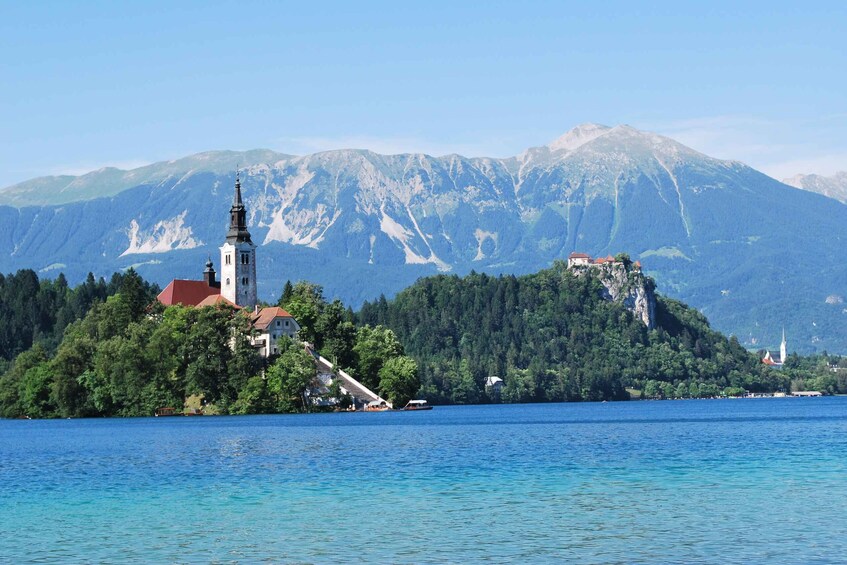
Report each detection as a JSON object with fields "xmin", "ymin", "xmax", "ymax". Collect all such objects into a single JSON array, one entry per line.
[
  {"xmin": 783, "ymin": 171, "xmax": 847, "ymax": 204},
  {"xmin": 1, "ymin": 124, "xmax": 845, "ymax": 353}
]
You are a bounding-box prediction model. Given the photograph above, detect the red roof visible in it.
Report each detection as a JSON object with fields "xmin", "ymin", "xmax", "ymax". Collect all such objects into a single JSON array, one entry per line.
[
  {"xmin": 157, "ymin": 280, "xmax": 220, "ymax": 307},
  {"xmin": 251, "ymin": 306, "xmax": 295, "ymax": 330},
  {"xmin": 197, "ymin": 294, "xmax": 240, "ymax": 308},
  {"xmin": 569, "ymin": 252, "xmax": 591, "ymax": 259}
]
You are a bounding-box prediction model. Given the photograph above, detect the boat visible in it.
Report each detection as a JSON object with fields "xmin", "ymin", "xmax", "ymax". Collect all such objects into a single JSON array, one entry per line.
[
  {"xmin": 402, "ymin": 399, "xmax": 433, "ymax": 411},
  {"xmin": 364, "ymin": 400, "xmax": 391, "ymax": 412},
  {"xmin": 154, "ymin": 407, "xmax": 180, "ymax": 417}
]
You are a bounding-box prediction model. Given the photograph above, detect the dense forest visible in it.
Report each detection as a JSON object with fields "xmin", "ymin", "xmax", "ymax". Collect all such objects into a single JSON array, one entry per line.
[
  {"xmin": 0, "ymin": 271, "xmax": 416, "ymax": 418},
  {"xmin": 358, "ymin": 262, "xmax": 846, "ymax": 403},
  {"xmin": 0, "ymin": 270, "xmax": 156, "ymax": 368},
  {"xmin": 1, "ymin": 264, "xmax": 843, "ymax": 418}
]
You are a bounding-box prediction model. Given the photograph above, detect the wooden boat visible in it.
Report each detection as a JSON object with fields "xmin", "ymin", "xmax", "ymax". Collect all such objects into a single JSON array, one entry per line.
[
  {"xmin": 154, "ymin": 407, "xmax": 180, "ymax": 417},
  {"xmin": 402, "ymin": 400, "xmax": 433, "ymax": 411},
  {"xmin": 364, "ymin": 400, "xmax": 391, "ymax": 412}
]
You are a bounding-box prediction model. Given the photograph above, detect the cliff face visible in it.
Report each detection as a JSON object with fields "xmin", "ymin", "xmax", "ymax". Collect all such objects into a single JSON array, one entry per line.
[{"xmin": 574, "ymin": 262, "xmax": 657, "ymax": 329}]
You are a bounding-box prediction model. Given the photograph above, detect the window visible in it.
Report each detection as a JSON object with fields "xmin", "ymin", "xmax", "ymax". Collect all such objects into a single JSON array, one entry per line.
[
  {"xmin": 241, "ymin": 253, "xmax": 249, "ymax": 265},
  {"xmin": 225, "ymin": 278, "xmax": 230, "ymax": 286},
  {"xmin": 241, "ymin": 277, "xmax": 249, "ymax": 285},
  {"xmin": 285, "ymin": 320, "xmax": 289, "ymax": 327},
  {"xmin": 276, "ymin": 320, "xmax": 281, "ymax": 327},
  {"xmin": 225, "ymin": 254, "xmax": 231, "ymax": 265}
]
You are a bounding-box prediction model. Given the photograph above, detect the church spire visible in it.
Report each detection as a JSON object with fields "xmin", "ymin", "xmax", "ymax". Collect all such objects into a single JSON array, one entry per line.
[
  {"xmin": 233, "ymin": 169, "xmax": 243, "ymax": 207},
  {"xmin": 226, "ymin": 170, "xmax": 252, "ymax": 244},
  {"xmin": 780, "ymin": 327, "xmax": 787, "ymax": 365}
]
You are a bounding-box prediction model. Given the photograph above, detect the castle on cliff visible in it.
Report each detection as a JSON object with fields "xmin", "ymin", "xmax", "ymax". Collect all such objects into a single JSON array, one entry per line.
[{"xmin": 567, "ymin": 252, "xmax": 641, "ymax": 271}]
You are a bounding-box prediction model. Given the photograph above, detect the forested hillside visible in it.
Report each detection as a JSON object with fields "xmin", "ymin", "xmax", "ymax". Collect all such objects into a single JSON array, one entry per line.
[
  {"xmin": 2, "ymin": 264, "xmax": 842, "ymax": 419},
  {"xmin": 0, "ymin": 269, "xmax": 159, "ymax": 365},
  {"xmin": 0, "ymin": 273, "xmax": 416, "ymax": 418},
  {"xmin": 357, "ymin": 262, "xmax": 790, "ymax": 403}
]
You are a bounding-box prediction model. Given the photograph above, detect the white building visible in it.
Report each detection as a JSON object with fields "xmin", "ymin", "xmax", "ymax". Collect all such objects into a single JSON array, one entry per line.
[
  {"xmin": 251, "ymin": 306, "xmax": 300, "ymax": 357},
  {"xmin": 567, "ymin": 252, "xmax": 592, "ymax": 268}
]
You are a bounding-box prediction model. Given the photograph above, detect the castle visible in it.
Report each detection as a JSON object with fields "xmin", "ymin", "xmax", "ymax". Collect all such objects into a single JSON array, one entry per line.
[
  {"xmin": 157, "ymin": 173, "xmax": 299, "ymax": 357},
  {"xmin": 567, "ymin": 252, "xmax": 641, "ymax": 271}
]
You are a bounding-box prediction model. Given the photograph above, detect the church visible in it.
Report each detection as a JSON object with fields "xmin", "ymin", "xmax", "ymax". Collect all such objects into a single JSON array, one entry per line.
[
  {"xmin": 157, "ymin": 173, "xmax": 300, "ymax": 356},
  {"xmin": 762, "ymin": 329, "xmax": 788, "ymax": 368}
]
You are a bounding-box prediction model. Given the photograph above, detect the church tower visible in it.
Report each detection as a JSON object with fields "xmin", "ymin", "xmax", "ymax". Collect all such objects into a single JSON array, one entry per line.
[
  {"xmin": 220, "ymin": 172, "xmax": 257, "ymax": 308},
  {"xmin": 780, "ymin": 328, "xmax": 787, "ymax": 364}
]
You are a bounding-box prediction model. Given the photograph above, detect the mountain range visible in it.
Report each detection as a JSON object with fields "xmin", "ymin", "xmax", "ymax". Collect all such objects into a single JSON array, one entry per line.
[
  {"xmin": 1, "ymin": 124, "xmax": 845, "ymax": 353},
  {"xmin": 783, "ymin": 171, "xmax": 847, "ymax": 204}
]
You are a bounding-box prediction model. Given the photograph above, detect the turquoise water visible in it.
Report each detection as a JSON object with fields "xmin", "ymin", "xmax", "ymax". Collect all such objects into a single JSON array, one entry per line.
[{"xmin": 1, "ymin": 399, "xmax": 846, "ymax": 564}]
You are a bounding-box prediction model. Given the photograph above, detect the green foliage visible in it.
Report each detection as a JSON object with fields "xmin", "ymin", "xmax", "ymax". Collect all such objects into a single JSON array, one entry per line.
[
  {"xmin": 358, "ymin": 263, "xmax": 785, "ymax": 403},
  {"xmin": 353, "ymin": 325, "xmax": 404, "ymax": 391},
  {"xmin": 266, "ymin": 340, "xmax": 317, "ymax": 413},
  {"xmin": 231, "ymin": 376, "xmax": 275, "ymax": 415},
  {"xmin": 0, "ymin": 269, "xmax": 159, "ymax": 362},
  {"xmin": 278, "ymin": 282, "xmax": 325, "ymax": 346},
  {"xmin": 378, "ymin": 356, "xmax": 419, "ymax": 406}
]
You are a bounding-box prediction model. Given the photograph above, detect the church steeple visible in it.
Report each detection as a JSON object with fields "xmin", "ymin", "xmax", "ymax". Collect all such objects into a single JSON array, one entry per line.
[
  {"xmin": 220, "ymin": 170, "xmax": 258, "ymax": 308},
  {"xmin": 780, "ymin": 327, "xmax": 787, "ymax": 364},
  {"xmin": 227, "ymin": 171, "xmax": 252, "ymax": 244}
]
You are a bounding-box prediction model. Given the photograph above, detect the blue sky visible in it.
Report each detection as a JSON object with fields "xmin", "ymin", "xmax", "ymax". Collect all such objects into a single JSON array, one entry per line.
[{"xmin": 1, "ymin": 0, "xmax": 844, "ymax": 187}]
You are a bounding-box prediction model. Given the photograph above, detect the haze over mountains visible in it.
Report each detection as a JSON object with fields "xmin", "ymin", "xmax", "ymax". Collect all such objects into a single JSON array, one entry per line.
[{"xmin": 1, "ymin": 124, "xmax": 845, "ymax": 353}]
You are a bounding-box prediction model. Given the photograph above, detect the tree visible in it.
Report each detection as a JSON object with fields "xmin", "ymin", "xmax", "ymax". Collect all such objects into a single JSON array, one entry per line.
[
  {"xmin": 378, "ymin": 356, "xmax": 419, "ymax": 407},
  {"xmin": 183, "ymin": 306, "xmax": 236, "ymax": 405},
  {"xmin": 19, "ymin": 362, "xmax": 54, "ymax": 418},
  {"xmin": 643, "ymin": 380, "xmax": 659, "ymax": 399},
  {"xmin": 0, "ymin": 344, "xmax": 49, "ymax": 417},
  {"xmin": 231, "ymin": 375, "xmax": 275, "ymax": 414},
  {"xmin": 279, "ymin": 282, "xmax": 325, "ymax": 346},
  {"xmin": 266, "ymin": 341, "xmax": 316, "ymax": 413},
  {"xmin": 353, "ymin": 325, "xmax": 404, "ymax": 391},
  {"xmin": 315, "ymin": 300, "xmax": 357, "ymax": 370},
  {"xmin": 224, "ymin": 311, "xmax": 262, "ymax": 411}
]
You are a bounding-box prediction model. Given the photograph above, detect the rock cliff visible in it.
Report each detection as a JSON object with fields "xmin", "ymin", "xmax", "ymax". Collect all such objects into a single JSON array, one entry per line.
[{"xmin": 573, "ymin": 260, "xmax": 656, "ymax": 329}]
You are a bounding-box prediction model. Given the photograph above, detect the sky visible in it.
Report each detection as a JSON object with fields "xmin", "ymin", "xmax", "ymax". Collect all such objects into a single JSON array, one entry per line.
[{"xmin": 1, "ymin": 0, "xmax": 845, "ymax": 187}]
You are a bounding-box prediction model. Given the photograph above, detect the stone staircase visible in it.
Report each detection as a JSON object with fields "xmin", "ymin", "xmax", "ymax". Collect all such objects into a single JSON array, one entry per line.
[{"xmin": 304, "ymin": 344, "xmax": 392, "ymax": 409}]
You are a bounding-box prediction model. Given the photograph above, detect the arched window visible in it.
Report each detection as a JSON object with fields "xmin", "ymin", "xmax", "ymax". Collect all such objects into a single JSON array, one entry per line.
[{"xmin": 226, "ymin": 278, "xmax": 230, "ymax": 286}]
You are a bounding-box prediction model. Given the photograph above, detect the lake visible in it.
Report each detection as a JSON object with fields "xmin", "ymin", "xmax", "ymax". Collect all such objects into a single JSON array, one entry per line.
[{"xmin": 1, "ymin": 398, "xmax": 846, "ymax": 563}]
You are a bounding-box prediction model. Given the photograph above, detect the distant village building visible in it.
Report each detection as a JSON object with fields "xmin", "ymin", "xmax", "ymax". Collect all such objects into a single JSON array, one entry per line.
[
  {"xmin": 762, "ymin": 329, "xmax": 788, "ymax": 368},
  {"xmin": 157, "ymin": 173, "xmax": 299, "ymax": 357},
  {"xmin": 485, "ymin": 376, "xmax": 504, "ymax": 396}
]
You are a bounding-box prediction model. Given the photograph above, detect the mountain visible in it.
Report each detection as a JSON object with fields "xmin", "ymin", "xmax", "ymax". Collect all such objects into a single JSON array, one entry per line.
[
  {"xmin": 783, "ymin": 171, "xmax": 847, "ymax": 204},
  {"xmin": 1, "ymin": 124, "xmax": 846, "ymax": 353},
  {"xmin": 0, "ymin": 150, "xmax": 290, "ymax": 207}
]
